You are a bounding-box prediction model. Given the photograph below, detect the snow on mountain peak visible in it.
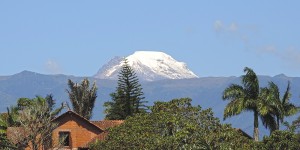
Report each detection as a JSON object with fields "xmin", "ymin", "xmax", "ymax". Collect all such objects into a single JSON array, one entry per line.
[{"xmin": 94, "ymin": 51, "xmax": 199, "ymax": 81}]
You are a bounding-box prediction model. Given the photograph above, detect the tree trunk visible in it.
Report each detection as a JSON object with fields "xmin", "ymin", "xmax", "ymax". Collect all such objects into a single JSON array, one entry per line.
[
  {"xmin": 276, "ymin": 117, "xmax": 280, "ymax": 130},
  {"xmin": 253, "ymin": 111, "xmax": 259, "ymax": 141}
]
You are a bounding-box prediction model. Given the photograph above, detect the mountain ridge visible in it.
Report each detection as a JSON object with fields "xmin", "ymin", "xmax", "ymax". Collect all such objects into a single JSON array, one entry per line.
[{"xmin": 1, "ymin": 70, "xmax": 300, "ymax": 138}]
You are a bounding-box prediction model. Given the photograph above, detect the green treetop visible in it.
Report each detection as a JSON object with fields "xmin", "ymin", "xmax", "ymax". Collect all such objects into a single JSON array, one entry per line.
[
  {"xmin": 92, "ymin": 98, "xmax": 255, "ymax": 150},
  {"xmin": 104, "ymin": 59, "xmax": 147, "ymax": 120},
  {"xmin": 67, "ymin": 78, "xmax": 97, "ymax": 120}
]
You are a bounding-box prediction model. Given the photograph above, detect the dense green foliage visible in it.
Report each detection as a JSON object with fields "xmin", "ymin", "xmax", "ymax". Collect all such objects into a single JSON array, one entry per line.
[
  {"xmin": 104, "ymin": 59, "xmax": 146, "ymax": 120},
  {"xmin": 0, "ymin": 113, "xmax": 12, "ymax": 149},
  {"xmin": 261, "ymin": 130, "xmax": 300, "ymax": 150},
  {"xmin": 0, "ymin": 95, "xmax": 63, "ymax": 150},
  {"xmin": 93, "ymin": 98, "xmax": 255, "ymax": 149},
  {"xmin": 67, "ymin": 78, "xmax": 97, "ymax": 120}
]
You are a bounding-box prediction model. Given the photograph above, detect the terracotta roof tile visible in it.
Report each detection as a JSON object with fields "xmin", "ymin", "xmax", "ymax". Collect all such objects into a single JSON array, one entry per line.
[{"xmin": 91, "ymin": 120, "xmax": 124, "ymax": 130}]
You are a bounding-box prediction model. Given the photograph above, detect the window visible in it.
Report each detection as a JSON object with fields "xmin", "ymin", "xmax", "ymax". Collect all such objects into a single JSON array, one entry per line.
[{"xmin": 59, "ymin": 131, "xmax": 70, "ymax": 147}]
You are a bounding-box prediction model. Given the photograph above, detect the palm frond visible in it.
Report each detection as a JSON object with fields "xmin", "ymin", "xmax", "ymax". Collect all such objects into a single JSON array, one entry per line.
[
  {"xmin": 258, "ymin": 87, "xmax": 277, "ymax": 116},
  {"xmin": 268, "ymin": 82, "xmax": 280, "ymax": 100},
  {"xmin": 284, "ymin": 104, "xmax": 298, "ymax": 116},
  {"xmin": 282, "ymin": 81, "xmax": 291, "ymax": 104},
  {"xmin": 260, "ymin": 114, "xmax": 276, "ymax": 132},
  {"xmin": 242, "ymin": 67, "xmax": 259, "ymax": 99},
  {"xmin": 222, "ymin": 84, "xmax": 244, "ymax": 100},
  {"xmin": 223, "ymin": 98, "xmax": 244, "ymax": 120}
]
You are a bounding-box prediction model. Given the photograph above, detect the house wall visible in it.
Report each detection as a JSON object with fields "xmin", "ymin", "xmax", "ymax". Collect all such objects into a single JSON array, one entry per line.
[{"xmin": 52, "ymin": 114, "xmax": 102, "ymax": 150}]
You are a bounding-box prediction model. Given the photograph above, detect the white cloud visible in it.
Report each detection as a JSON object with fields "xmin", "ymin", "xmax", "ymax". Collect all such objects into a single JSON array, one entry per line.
[
  {"xmin": 259, "ymin": 45, "xmax": 277, "ymax": 54},
  {"xmin": 214, "ymin": 20, "xmax": 224, "ymax": 32},
  {"xmin": 213, "ymin": 20, "xmax": 239, "ymax": 33},
  {"xmin": 258, "ymin": 45, "xmax": 300, "ymax": 68},
  {"xmin": 45, "ymin": 60, "xmax": 63, "ymax": 74},
  {"xmin": 213, "ymin": 20, "xmax": 252, "ymax": 48},
  {"xmin": 213, "ymin": 20, "xmax": 300, "ymax": 71},
  {"xmin": 228, "ymin": 23, "xmax": 238, "ymax": 32}
]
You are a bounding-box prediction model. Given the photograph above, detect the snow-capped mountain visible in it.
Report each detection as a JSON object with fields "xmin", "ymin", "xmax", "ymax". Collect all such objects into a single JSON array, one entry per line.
[{"xmin": 94, "ymin": 51, "xmax": 199, "ymax": 81}]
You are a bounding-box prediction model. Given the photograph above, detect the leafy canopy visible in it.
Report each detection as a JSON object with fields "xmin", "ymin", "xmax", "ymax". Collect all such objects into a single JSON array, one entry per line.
[
  {"xmin": 1, "ymin": 95, "xmax": 63, "ymax": 150},
  {"xmin": 92, "ymin": 98, "xmax": 254, "ymax": 150}
]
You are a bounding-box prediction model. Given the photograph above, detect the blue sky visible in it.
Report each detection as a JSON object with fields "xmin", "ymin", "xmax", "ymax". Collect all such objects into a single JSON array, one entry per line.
[{"xmin": 1, "ymin": 1, "xmax": 300, "ymax": 77}]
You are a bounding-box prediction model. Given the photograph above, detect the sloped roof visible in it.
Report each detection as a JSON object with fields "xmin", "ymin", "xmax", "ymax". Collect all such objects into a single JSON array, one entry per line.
[
  {"xmin": 52, "ymin": 110, "xmax": 105, "ymax": 131},
  {"xmin": 91, "ymin": 120, "xmax": 124, "ymax": 130},
  {"xmin": 235, "ymin": 128, "xmax": 253, "ymax": 139},
  {"xmin": 52, "ymin": 111, "xmax": 124, "ymax": 148}
]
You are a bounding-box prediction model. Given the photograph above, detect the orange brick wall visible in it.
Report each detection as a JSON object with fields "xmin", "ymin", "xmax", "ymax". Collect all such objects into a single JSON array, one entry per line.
[{"xmin": 52, "ymin": 114, "xmax": 103, "ymax": 149}]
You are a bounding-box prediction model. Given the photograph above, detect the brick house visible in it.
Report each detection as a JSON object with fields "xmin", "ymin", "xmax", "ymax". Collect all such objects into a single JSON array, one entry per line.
[
  {"xmin": 52, "ymin": 110, "xmax": 123, "ymax": 150},
  {"xmin": 7, "ymin": 110, "xmax": 123, "ymax": 150}
]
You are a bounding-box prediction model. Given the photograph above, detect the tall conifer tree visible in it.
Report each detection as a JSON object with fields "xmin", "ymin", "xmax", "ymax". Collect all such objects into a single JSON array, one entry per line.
[{"xmin": 104, "ymin": 59, "xmax": 146, "ymax": 120}]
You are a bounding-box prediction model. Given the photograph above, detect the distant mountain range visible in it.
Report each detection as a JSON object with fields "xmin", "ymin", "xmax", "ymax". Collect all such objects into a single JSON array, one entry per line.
[
  {"xmin": 1, "ymin": 51, "xmax": 300, "ymax": 138},
  {"xmin": 1, "ymin": 70, "xmax": 300, "ymax": 138}
]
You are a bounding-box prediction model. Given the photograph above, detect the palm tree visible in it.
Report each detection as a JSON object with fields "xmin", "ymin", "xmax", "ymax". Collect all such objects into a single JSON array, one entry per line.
[
  {"xmin": 259, "ymin": 81, "xmax": 298, "ymax": 133},
  {"xmin": 222, "ymin": 67, "xmax": 261, "ymax": 141},
  {"xmin": 258, "ymin": 84, "xmax": 278, "ymax": 134},
  {"xmin": 67, "ymin": 78, "xmax": 98, "ymax": 120},
  {"xmin": 279, "ymin": 82, "xmax": 298, "ymax": 125}
]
